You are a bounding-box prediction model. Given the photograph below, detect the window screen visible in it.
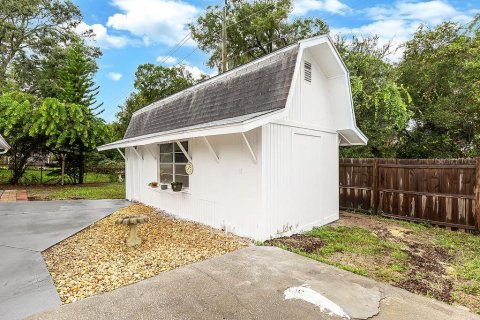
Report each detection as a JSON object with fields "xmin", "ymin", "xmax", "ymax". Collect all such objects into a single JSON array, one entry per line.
[{"xmin": 159, "ymin": 141, "xmax": 189, "ymax": 187}]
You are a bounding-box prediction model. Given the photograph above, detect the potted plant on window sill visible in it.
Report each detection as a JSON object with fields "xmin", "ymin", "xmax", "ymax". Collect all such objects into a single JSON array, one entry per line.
[
  {"xmin": 148, "ymin": 181, "xmax": 158, "ymax": 188},
  {"xmin": 160, "ymin": 172, "xmax": 168, "ymax": 190},
  {"xmin": 171, "ymin": 181, "xmax": 183, "ymax": 192}
]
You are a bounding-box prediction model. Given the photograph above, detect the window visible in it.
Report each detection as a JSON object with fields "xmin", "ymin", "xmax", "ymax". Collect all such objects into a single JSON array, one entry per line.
[
  {"xmin": 159, "ymin": 141, "xmax": 189, "ymax": 188},
  {"xmin": 304, "ymin": 60, "xmax": 312, "ymax": 83}
]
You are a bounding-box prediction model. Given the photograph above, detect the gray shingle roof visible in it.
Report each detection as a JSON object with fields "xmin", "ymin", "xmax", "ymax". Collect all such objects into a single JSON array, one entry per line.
[{"xmin": 124, "ymin": 45, "xmax": 299, "ymax": 139}]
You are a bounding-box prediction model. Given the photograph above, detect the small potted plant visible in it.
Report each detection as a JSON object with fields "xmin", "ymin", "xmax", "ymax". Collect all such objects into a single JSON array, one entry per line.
[
  {"xmin": 160, "ymin": 172, "xmax": 168, "ymax": 190},
  {"xmin": 148, "ymin": 181, "xmax": 158, "ymax": 188},
  {"xmin": 171, "ymin": 181, "xmax": 183, "ymax": 192}
]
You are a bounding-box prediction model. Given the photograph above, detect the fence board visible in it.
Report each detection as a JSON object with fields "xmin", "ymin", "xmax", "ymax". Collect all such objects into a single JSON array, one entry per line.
[{"xmin": 339, "ymin": 158, "xmax": 478, "ymax": 232}]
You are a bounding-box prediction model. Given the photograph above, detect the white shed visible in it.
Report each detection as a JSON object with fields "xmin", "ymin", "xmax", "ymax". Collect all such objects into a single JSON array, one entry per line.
[
  {"xmin": 99, "ymin": 36, "xmax": 367, "ymax": 240},
  {"xmin": 0, "ymin": 134, "xmax": 10, "ymax": 155}
]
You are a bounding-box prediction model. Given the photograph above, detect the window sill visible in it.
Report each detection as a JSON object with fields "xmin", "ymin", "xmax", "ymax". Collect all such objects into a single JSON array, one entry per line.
[{"xmin": 148, "ymin": 186, "xmax": 191, "ymax": 194}]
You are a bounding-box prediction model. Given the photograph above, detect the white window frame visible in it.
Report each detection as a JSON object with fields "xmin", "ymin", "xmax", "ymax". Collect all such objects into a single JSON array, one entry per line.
[{"xmin": 158, "ymin": 141, "xmax": 190, "ymax": 189}]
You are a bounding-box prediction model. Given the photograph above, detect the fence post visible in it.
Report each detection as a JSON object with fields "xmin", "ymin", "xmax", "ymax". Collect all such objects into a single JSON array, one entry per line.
[
  {"xmin": 475, "ymin": 158, "xmax": 480, "ymax": 231},
  {"xmin": 372, "ymin": 158, "xmax": 379, "ymax": 215}
]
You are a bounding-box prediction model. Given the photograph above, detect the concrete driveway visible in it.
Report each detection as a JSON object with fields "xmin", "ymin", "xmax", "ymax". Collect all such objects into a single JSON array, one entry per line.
[
  {"xmin": 0, "ymin": 200, "xmax": 129, "ymax": 320},
  {"xmin": 27, "ymin": 246, "xmax": 478, "ymax": 320}
]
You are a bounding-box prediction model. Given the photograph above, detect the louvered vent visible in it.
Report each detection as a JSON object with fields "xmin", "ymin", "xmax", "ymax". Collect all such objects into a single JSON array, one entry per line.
[{"xmin": 304, "ymin": 61, "xmax": 312, "ymax": 83}]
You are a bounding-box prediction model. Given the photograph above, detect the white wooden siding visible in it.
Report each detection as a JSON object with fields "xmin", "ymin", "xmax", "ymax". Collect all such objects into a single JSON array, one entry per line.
[
  {"xmin": 261, "ymin": 123, "xmax": 339, "ymax": 238},
  {"xmin": 288, "ymin": 49, "xmax": 335, "ymax": 129},
  {"xmin": 124, "ymin": 129, "xmax": 264, "ymax": 239}
]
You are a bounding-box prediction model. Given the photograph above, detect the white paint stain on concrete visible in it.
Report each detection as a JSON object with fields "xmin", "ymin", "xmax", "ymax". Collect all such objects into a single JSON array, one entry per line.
[{"xmin": 284, "ymin": 286, "xmax": 350, "ymax": 319}]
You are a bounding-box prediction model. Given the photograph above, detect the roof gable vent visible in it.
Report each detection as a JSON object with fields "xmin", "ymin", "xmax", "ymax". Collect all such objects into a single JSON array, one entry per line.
[{"xmin": 304, "ymin": 60, "xmax": 312, "ymax": 83}]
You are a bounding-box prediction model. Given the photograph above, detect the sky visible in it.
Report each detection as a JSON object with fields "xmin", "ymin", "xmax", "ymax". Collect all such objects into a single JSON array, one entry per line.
[{"xmin": 73, "ymin": 0, "xmax": 480, "ymax": 122}]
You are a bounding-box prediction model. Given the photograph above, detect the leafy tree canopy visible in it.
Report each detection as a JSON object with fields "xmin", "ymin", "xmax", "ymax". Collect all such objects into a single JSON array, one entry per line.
[
  {"xmin": 115, "ymin": 64, "xmax": 198, "ymax": 137},
  {"xmin": 56, "ymin": 42, "xmax": 103, "ymax": 114},
  {"xmin": 31, "ymin": 98, "xmax": 107, "ymax": 152},
  {"xmin": 0, "ymin": 92, "xmax": 42, "ymax": 183},
  {"xmin": 398, "ymin": 16, "xmax": 480, "ymax": 158},
  {"xmin": 30, "ymin": 98, "xmax": 108, "ymax": 184},
  {"xmin": 189, "ymin": 0, "xmax": 329, "ymax": 70},
  {"xmin": 336, "ymin": 36, "xmax": 413, "ymax": 158},
  {"xmin": 0, "ymin": 0, "xmax": 87, "ymax": 87}
]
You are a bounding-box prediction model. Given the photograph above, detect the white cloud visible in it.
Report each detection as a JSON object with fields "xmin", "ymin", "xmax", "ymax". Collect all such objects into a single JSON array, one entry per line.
[
  {"xmin": 156, "ymin": 55, "xmax": 178, "ymax": 64},
  {"xmin": 76, "ymin": 22, "xmax": 131, "ymax": 49},
  {"xmin": 107, "ymin": 0, "xmax": 199, "ymax": 46},
  {"xmin": 107, "ymin": 72, "xmax": 123, "ymax": 81},
  {"xmin": 175, "ymin": 64, "xmax": 217, "ymax": 80},
  {"xmin": 183, "ymin": 65, "xmax": 206, "ymax": 80},
  {"xmin": 293, "ymin": 0, "xmax": 349, "ymax": 16},
  {"xmin": 365, "ymin": 0, "xmax": 471, "ymax": 24},
  {"xmin": 331, "ymin": 1, "xmax": 475, "ymax": 61}
]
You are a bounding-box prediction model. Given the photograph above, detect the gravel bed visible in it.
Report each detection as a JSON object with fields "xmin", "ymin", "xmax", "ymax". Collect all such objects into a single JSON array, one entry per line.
[{"xmin": 42, "ymin": 204, "xmax": 250, "ymax": 304}]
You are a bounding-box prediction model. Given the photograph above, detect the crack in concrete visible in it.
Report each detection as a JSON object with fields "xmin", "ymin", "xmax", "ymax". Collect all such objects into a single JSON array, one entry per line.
[
  {"xmin": 362, "ymin": 290, "xmax": 386, "ymax": 320},
  {"xmin": 190, "ymin": 265, "xmax": 257, "ymax": 319}
]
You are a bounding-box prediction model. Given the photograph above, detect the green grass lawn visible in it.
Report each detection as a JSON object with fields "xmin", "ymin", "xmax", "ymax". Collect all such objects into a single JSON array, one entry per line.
[
  {"xmin": 0, "ymin": 168, "xmax": 118, "ymax": 185},
  {"xmin": 24, "ymin": 182, "xmax": 125, "ymax": 200},
  {"xmin": 265, "ymin": 212, "xmax": 480, "ymax": 314}
]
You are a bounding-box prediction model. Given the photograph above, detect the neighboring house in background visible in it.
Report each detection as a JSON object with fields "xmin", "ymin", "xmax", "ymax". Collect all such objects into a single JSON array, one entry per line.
[
  {"xmin": 0, "ymin": 134, "xmax": 10, "ymax": 155},
  {"xmin": 99, "ymin": 36, "xmax": 367, "ymax": 240}
]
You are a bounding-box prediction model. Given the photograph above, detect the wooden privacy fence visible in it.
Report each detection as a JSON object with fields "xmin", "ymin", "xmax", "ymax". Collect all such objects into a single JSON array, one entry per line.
[{"xmin": 339, "ymin": 158, "xmax": 480, "ymax": 232}]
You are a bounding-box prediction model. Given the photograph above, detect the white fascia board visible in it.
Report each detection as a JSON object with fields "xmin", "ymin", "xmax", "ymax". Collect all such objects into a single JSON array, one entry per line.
[{"xmin": 98, "ymin": 109, "xmax": 287, "ymax": 151}]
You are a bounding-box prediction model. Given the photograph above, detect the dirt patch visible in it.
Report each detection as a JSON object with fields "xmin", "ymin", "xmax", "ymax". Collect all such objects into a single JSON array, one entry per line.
[
  {"xmin": 267, "ymin": 211, "xmax": 480, "ymax": 314},
  {"xmin": 400, "ymin": 244, "xmax": 454, "ymax": 303},
  {"xmin": 265, "ymin": 234, "xmax": 324, "ymax": 253},
  {"xmin": 338, "ymin": 212, "xmax": 455, "ymax": 303}
]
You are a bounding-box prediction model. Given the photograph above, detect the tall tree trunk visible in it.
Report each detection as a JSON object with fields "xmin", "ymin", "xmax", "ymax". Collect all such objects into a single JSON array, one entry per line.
[
  {"xmin": 11, "ymin": 149, "xmax": 29, "ymax": 185},
  {"xmin": 60, "ymin": 154, "xmax": 65, "ymax": 186},
  {"xmin": 78, "ymin": 146, "xmax": 85, "ymax": 184}
]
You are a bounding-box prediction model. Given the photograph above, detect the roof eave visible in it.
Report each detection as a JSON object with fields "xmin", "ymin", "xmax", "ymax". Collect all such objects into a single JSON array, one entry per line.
[
  {"xmin": 99, "ymin": 109, "xmax": 287, "ymax": 151},
  {"xmin": 338, "ymin": 127, "xmax": 368, "ymax": 146}
]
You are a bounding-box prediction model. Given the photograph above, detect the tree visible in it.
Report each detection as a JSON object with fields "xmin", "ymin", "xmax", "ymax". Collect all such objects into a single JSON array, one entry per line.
[
  {"xmin": 335, "ymin": 36, "xmax": 413, "ymax": 158},
  {"xmin": 189, "ymin": 0, "xmax": 329, "ymax": 71},
  {"xmin": 56, "ymin": 42, "xmax": 103, "ymax": 114},
  {"xmin": 42, "ymin": 42, "xmax": 104, "ymax": 184},
  {"xmin": 0, "ymin": 0, "xmax": 84, "ymax": 88},
  {"xmin": 0, "ymin": 92, "xmax": 43, "ymax": 184},
  {"xmin": 397, "ymin": 17, "xmax": 480, "ymax": 158},
  {"xmin": 6, "ymin": 36, "xmax": 101, "ymax": 99},
  {"xmin": 115, "ymin": 64, "xmax": 197, "ymax": 137},
  {"xmin": 115, "ymin": 92, "xmax": 149, "ymax": 138},
  {"xmin": 31, "ymin": 98, "xmax": 108, "ymax": 185}
]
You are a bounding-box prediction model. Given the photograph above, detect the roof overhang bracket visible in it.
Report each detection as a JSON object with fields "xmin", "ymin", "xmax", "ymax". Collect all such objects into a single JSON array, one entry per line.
[
  {"xmin": 337, "ymin": 131, "xmax": 352, "ymax": 145},
  {"xmin": 116, "ymin": 148, "xmax": 126, "ymax": 160},
  {"xmin": 132, "ymin": 146, "xmax": 143, "ymax": 160},
  {"xmin": 202, "ymin": 136, "xmax": 219, "ymax": 163},
  {"xmin": 146, "ymin": 145, "xmax": 157, "ymax": 159},
  {"xmin": 241, "ymin": 133, "xmax": 257, "ymax": 164},
  {"xmin": 175, "ymin": 140, "xmax": 192, "ymax": 163}
]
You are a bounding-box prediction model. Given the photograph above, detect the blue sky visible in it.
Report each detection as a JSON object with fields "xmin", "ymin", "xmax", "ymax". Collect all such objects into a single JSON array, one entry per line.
[{"xmin": 73, "ymin": 0, "xmax": 480, "ymax": 122}]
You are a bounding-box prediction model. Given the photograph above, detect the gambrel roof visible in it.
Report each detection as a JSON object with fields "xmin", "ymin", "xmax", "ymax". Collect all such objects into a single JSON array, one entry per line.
[
  {"xmin": 124, "ymin": 45, "xmax": 298, "ymax": 139},
  {"xmin": 99, "ymin": 35, "xmax": 367, "ymax": 151},
  {"xmin": 0, "ymin": 134, "xmax": 10, "ymax": 154}
]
